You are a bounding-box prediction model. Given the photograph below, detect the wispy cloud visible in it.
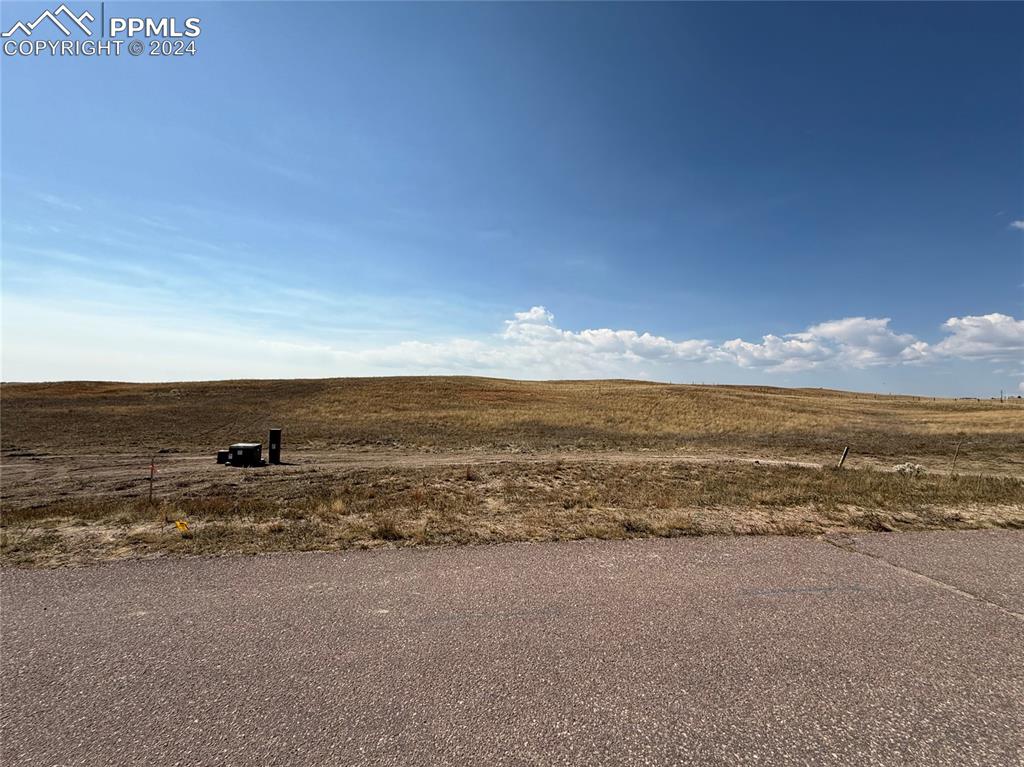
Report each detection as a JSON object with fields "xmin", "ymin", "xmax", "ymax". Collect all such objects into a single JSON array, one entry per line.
[
  {"xmin": 33, "ymin": 192, "xmax": 82, "ymax": 212},
  {"xmin": 4, "ymin": 187, "xmax": 1021, "ymax": 384}
]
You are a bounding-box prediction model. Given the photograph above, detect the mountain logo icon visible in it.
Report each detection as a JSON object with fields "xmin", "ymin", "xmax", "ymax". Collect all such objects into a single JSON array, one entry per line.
[{"xmin": 2, "ymin": 4, "xmax": 94, "ymax": 37}]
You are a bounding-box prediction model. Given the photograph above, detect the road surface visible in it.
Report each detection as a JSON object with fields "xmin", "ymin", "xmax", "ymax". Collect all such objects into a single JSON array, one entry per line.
[{"xmin": 3, "ymin": 531, "xmax": 1022, "ymax": 766}]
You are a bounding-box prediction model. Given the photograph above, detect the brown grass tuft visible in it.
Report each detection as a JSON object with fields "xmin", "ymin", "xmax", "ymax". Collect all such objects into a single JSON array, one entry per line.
[{"xmin": 371, "ymin": 512, "xmax": 404, "ymax": 541}]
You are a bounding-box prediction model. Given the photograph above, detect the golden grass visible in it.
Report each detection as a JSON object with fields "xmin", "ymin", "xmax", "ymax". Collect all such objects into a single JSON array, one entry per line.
[
  {"xmin": 3, "ymin": 377, "xmax": 1021, "ymax": 567},
  {"xmin": 3, "ymin": 461, "xmax": 1022, "ymax": 567},
  {"xmin": 3, "ymin": 377, "xmax": 1022, "ymax": 470}
]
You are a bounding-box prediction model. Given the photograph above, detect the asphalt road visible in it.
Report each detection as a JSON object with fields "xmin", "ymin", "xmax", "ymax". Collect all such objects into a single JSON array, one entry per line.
[{"xmin": 3, "ymin": 531, "xmax": 1022, "ymax": 766}]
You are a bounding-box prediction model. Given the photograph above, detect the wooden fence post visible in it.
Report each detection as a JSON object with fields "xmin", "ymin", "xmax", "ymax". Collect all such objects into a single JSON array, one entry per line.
[{"xmin": 950, "ymin": 439, "xmax": 963, "ymax": 474}]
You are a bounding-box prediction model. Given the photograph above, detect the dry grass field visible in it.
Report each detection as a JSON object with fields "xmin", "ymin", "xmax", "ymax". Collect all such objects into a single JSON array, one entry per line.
[{"xmin": 2, "ymin": 377, "xmax": 1022, "ymax": 566}]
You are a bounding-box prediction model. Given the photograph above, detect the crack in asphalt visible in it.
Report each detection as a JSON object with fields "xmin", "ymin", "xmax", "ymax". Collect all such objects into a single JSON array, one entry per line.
[{"xmin": 822, "ymin": 534, "xmax": 1024, "ymax": 623}]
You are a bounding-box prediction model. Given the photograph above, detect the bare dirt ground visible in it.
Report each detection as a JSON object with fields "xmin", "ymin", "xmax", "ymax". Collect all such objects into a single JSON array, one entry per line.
[{"xmin": 1, "ymin": 448, "xmax": 823, "ymax": 509}]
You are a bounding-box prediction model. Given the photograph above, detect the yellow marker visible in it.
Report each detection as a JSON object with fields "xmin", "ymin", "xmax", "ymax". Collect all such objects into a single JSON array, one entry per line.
[{"xmin": 175, "ymin": 520, "xmax": 190, "ymax": 534}]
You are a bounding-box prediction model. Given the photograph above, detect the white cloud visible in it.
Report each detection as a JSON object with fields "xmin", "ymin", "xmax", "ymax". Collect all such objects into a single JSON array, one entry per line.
[
  {"xmin": 1009, "ymin": 220, "xmax": 1024, "ymax": 231},
  {"xmin": 712, "ymin": 313, "xmax": 1024, "ymax": 372},
  {"xmin": 800, "ymin": 317, "xmax": 918, "ymax": 364},
  {"xmin": 338, "ymin": 308, "xmax": 1023, "ymax": 377},
  {"xmin": 718, "ymin": 334, "xmax": 832, "ymax": 372},
  {"xmin": 714, "ymin": 317, "xmax": 927, "ymax": 372},
  {"xmin": 502, "ymin": 306, "xmax": 715, "ymax": 364},
  {"xmin": 930, "ymin": 313, "xmax": 1024, "ymax": 361},
  {"xmin": 4, "ymin": 295, "xmax": 1021, "ymax": 383}
]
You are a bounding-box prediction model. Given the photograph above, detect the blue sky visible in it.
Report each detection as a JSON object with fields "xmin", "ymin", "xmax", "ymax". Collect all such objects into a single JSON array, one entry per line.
[{"xmin": 2, "ymin": 1, "xmax": 1022, "ymax": 395}]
